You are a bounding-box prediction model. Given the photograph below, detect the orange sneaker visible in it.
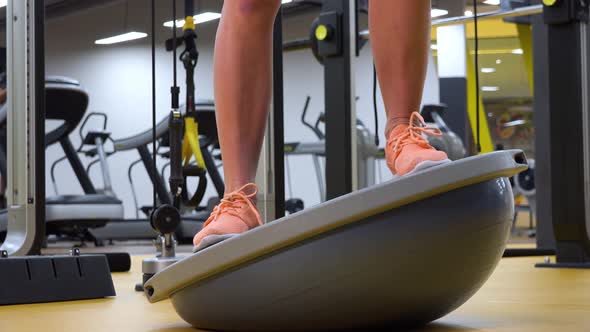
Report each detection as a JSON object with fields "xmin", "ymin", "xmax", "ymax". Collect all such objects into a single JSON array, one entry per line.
[
  {"xmin": 193, "ymin": 183, "xmax": 262, "ymax": 252},
  {"xmin": 386, "ymin": 112, "xmax": 450, "ymax": 178}
]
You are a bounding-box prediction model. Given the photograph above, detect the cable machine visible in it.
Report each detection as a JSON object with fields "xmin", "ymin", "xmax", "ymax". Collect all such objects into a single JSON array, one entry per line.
[{"xmin": 140, "ymin": 0, "xmax": 287, "ymax": 287}]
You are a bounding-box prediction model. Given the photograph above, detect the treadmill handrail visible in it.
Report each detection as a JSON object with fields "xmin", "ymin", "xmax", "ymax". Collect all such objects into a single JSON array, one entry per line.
[
  {"xmin": 113, "ymin": 113, "xmax": 171, "ymax": 152},
  {"xmin": 112, "ymin": 101, "xmax": 215, "ymax": 152}
]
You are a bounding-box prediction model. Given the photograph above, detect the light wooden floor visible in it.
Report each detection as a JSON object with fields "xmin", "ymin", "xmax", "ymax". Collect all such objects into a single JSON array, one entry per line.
[{"xmin": 0, "ymin": 254, "xmax": 588, "ymax": 332}]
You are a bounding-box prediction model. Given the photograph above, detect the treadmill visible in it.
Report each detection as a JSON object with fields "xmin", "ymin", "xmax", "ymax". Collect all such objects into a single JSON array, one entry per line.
[
  {"xmin": 88, "ymin": 100, "xmax": 224, "ymax": 242},
  {"xmin": 0, "ymin": 77, "xmax": 124, "ymax": 244}
]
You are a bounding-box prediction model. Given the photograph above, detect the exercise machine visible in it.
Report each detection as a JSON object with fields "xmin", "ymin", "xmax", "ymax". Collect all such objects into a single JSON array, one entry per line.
[
  {"xmin": 0, "ymin": 77, "xmax": 124, "ymax": 245},
  {"xmin": 115, "ymin": 100, "xmax": 221, "ymax": 216},
  {"xmin": 513, "ymin": 159, "xmax": 536, "ymax": 237},
  {"xmin": 533, "ymin": 0, "xmax": 590, "ymax": 268},
  {"xmin": 1, "ymin": 0, "xmax": 115, "ymax": 305},
  {"xmin": 421, "ymin": 104, "xmax": 467, "ymax": 161},
  {"xmin": 136, "ymin": 0, "xmax": 216, "ymax": 289},
  {"xmin": 88, "ymin": 101, "xmax": 222, "ymax": 243},
  {"xmin": 284, "ymin": 96, "xmax": 379, "ymax": 203},
  {"xmin": 283, "ymin": 100, "xmax": 466, "ymax": 207},
  {"xmin": 50, "ymin": 111, "xmax": 116, "ymax": 197}
]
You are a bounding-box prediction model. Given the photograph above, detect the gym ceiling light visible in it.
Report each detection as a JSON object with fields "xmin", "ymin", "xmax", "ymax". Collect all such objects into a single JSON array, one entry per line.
[
  {"xmin": 95, "ymin": 32, "xmax": 147, "ymax": 45},
  {"xmin": 431, "ymin": 8, "xmax": 449, "ymax": 18},
  {"xmin": 481, "ymin": 86, "xmax": 500, "ymax": 92}
]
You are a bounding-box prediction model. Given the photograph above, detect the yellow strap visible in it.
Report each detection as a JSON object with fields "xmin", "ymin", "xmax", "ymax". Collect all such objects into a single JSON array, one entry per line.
[
  {"xmin": 182, "ymin": 117, "xmax": 206, "ymax": 169},
  {"xmin": 183, "ymin": 16, "xmax": 195, "ymax": 31}
]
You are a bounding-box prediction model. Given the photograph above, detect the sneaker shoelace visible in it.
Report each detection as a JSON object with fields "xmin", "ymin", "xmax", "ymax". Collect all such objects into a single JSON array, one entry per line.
[
  {"xmin": 387, "ymin": 112, "xmax": 443, "ymax": 163},
  {"xmin": 204, "ymin": 183, "xmax": 262, "ymax": 228}
]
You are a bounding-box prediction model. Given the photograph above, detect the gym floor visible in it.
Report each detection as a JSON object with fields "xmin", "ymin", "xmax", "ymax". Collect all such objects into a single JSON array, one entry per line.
[{"xmin": 1, "ymin": 242, "xmax": 589, "ymax": 332}]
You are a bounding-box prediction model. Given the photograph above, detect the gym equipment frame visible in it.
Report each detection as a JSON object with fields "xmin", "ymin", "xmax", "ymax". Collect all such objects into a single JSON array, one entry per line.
[
  {"xmin": 0, "ymin": 0, "xmax": 116, "ymax": 305},
  {"xmin": 1, "ymin": 0, "xmax": 46, "ymax": 255},
  {"xmin": 264, "ymin": 0, "xmax": 358, "ymax": 216},
  {"xmin": 533, "ymin": 0, "xmax": 590, "ymax": 268}
]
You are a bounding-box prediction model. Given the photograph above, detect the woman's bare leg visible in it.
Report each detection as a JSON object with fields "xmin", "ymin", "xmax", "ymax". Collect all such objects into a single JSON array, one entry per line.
[
  {"xmin": 214, "ymin": 0, "xmax": 280, "ymax": 193},
  {"xmin": 193, "ymin": 0, "xmax": 280, "ymax": 247},
  {"xmin": 370, "ymin": 0, "xmax": 448, "ymax": 175}
]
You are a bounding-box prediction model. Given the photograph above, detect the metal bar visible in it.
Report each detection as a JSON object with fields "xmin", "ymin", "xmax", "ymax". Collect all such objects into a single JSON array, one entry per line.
[
  {"xmin": 31, "ymin": 0, "xmax": 46, "ymax": 255},
  {"xmin": 138, "ymin": 145, "xmax": 173, "ymax": 206},
  {"xmin": 256, "ymin": 9, "xmax": 286, "ymax": 223},
  {"xmin": 201, "ymin": 147, "xmax": 224, "ymax": 198},
  {"xmin": 185, "ymin": 0, "xmax": 194, "ymax": 18},
  {"xmin": 94, "ymin": 137, "xmax": 113, "ymax": 194},
  {"xmin": 283, "ymin": 5, "xmax": 542, "ymax": 52},
  {"xmin": 2, "ymin": 0, "xmax": 45, "ymax": 256},
  {"xmin": 360, "ymin": 5, "xmax": 543, "ymax": 40},
  {"xmin": 324, "ymin": 0, "xmax": 357, "ymax": 199},
  {"xmin": 0, "ymin": 127, "xmax": 7, "ymax": 182},
  {"xmin": 312, "ymin": 155, "xmax": 325, "ymax": 202},
  {"xmin": 582, "ymin": 19, "xmax": 590, "ymax": 249},
  {"xmin": 532, "ymin": 15, "xmax": 555, "ymax": 250},
  {"xmin": 273, "ymin": 10, "xmax": 285, "ymax": 219},
  {"xmin": 435, "ymin": 4, "xmax": 542, "ymax": 27},
  {"xmin": 60, "ymin": 138, "xmax": 97, "ymax": 195},
  {"xmin": 282, "ymin": 38, "xmax": 312, "ymax": 52}
]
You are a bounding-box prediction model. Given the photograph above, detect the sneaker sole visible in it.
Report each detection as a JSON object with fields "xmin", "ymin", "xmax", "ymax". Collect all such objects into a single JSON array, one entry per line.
[
  {"xmin": 193, "ymin": 234, "xmax": 239, "ymax": 253},
  {"xmin": 392, "ymin": 159, "xmax": 452, "ymax": 181}
]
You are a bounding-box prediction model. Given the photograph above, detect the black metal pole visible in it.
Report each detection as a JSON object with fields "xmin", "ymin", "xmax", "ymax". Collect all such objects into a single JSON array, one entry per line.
[
  {"xmin": 151, "ymin": 0, "xmax": 158, "ymax": 212},
  {"xmin": 138, "ymin": 145, "xmax": 173, "ymax": 206},
  {"xmin": 322, "ymin": 0, "xmax": 355, "ymax": 200},
  {"xmin": 60, "ymin": 139, "xmax": 97, "ymax": 195},
  {"xmin": 31, "ymin": 0, "xmax": 46, "ymax": 255},
  {"xmin": 273, "ymin": 9, "xmax": 285, "ymax": 218},
  {"xmin": 534, "ymin": 0, "xmax": 590, "ymax": 268},
  {"xmin": 201, "ymin": 147, "xmax": 225, "ymax": 198},
  {"xmin": 531, "ymin": 13, "xmax": 555, "ymax": 251},
  {"xmin": 185, "ymin": 0, "xmax": 194, "ymax": 17}
]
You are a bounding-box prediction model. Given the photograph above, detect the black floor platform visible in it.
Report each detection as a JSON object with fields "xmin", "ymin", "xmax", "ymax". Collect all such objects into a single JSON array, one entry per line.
[{"xmin": 0, "ymin": 254, "xmax": 115, "ymax": 305}]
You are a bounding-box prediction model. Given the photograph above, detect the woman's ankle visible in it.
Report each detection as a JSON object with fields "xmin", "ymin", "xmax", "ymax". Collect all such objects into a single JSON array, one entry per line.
[{"xmin": 384, "ymin": 117, "xmax": 410, "ymax": 138}]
